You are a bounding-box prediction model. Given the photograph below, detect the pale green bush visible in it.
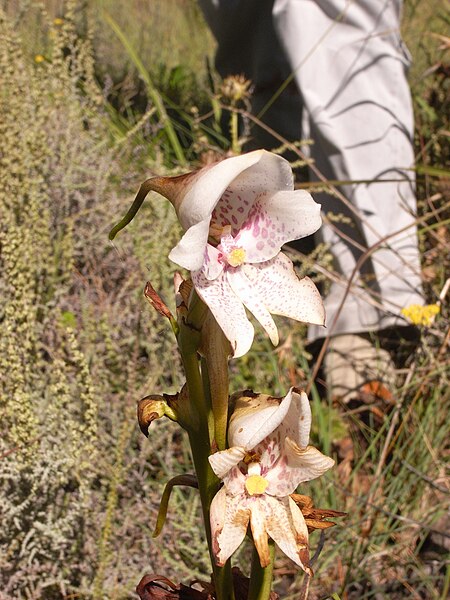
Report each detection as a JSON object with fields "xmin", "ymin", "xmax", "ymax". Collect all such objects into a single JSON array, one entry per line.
[{"xmin": 0, "ymin": 3, "xmax": 187, "ymax": 597}]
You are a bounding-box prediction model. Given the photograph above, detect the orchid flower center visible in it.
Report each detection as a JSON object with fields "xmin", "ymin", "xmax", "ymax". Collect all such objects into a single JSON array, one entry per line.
[
  {"xmin": 245, "ymin": 475, "xmax": 268, "ymax": 495},
  {"xmin": 244, "ymin": 461, "xmax": 268, "ymax": 496},
  {"xmin": 227, "ymin": 248, "xmax": 247, "ymax": 267},
  {"xmin": 215, "ymin": 226, "xmax": 247, "ymax": 268}
]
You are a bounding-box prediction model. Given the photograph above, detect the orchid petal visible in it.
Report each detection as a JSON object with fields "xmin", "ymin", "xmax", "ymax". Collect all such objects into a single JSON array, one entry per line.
[
  {"xmin": 228, "ymin": 389, "xmax": 293, "ymax": 449},
  {"xmin": 211, "ymin": 490, "xmax": 250, "ymax": 566},
  {"xmin": 210, "ymin": 152, "xmax": 294, "ymax": 237},
  {"xmin": 171, "ymin": 149, "xmax": 292, "ymax": 269},
  {"xmin": 284, "ymin": 440, "xmax": 335, "ymax": 482},
  {"xmin": 177, "ymin": 151, "xmax": 263, "ymax": 229},
  {"xmin": 264, "ymin": 456, "xmax": 298, "ymax": 497},
  {"xmin": 278, "ymin": 390, "xmax": 311, "ymax": 449},
  {"xmin": 222, "ymin": 466, "xmax": 248, "ymax": 496},
  {"xmin": 295, "ymin": 391, "xmax": 312, "ymax": 448},
  {"xmin": 245, "ymin": 389, "xmax": 294, "ymax": 450},
  {"xmin": 209, "ymin": 447, "xmax": 246, "ymax": 479},
  {"xmin": 243, "ymin": 253, "xmax": 325, "ymax": 326},
  {"xmin": 263, "ymin": 496, "xmax": 310, "ymax": 571},
  {"xmin": 211, "ymin": 188, "xmax": 254, "ymax": 238},
  {"xmin": 169, "ymin": 220, "xmax": 211, "ymax": 271},
  {"xmin": 249, "ymin": 499, "xmax": 271, "ymax": 567},
  {"xmin": 178, "ymin": 150, "xmax": 294, "ymax": 229},
  {"xmin": 192, "ymin": 269, "xmax": 254, "ymax": 358},
  {"xmin": 235, "ymin": 191, "xmax": 322, "ymax": 263},
  {"xmin": 265, "ymin": 441, "xmax": 334, "ymax": 496},
  {"xmin": 227, "ymin": 268, "xmax": 279, "ymax": 347},
  {"xmin": 258, "ymin": 434, "xmax": 282, "ymax": 473},
  {"xmin": 202, "ymin": 244, "xmax": 224, "ymax": 281},
  {"xmin": 256, "ymin": 390, "xmax": 309, "ymax": 479}
]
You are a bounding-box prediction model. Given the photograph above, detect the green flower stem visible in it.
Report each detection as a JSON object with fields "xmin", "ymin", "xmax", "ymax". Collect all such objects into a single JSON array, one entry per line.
[
  {"xmin": 230, "ymin": 109, "xmax": 240, "ymax": 154},
  {"xmin": 200, "ymin": 357, "xmax": 216, "ymax": 444},
  {"xmin": 248, "ymin": 541, "xmax": 276, "ymax": 600},
  {"xmin": 178, "ymin": 326, "xmax": 233, "ymax": 600}
]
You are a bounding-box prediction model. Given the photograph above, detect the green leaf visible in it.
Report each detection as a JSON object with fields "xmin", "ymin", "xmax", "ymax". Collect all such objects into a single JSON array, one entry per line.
[
  {"xmin": 153, "ymin": 474, "xmax": 198, "ymax": 537},
  {"xmin": 60, "ymin": 311, "xmax": 77, "ymax": 329}
]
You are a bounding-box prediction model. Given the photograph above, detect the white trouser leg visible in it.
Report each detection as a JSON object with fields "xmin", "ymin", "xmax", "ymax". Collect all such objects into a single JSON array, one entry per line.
[{"xmin": 273, "ymin": 0, "xmax": 424, "ymax": 340}]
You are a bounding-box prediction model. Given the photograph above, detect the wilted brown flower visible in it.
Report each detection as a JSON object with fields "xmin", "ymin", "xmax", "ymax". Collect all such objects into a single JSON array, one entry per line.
[{"xmin": 291, "ymin": 494, "xmax": 346, "ymax": 532}]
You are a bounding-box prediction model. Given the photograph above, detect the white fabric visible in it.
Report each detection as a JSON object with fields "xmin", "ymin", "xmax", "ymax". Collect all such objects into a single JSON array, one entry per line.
[{"xmin": 199, "ymin": 0, "xmax": 424, "ymax": 339}]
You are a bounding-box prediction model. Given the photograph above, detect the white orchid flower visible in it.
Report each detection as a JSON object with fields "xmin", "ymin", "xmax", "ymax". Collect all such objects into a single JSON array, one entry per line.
[
  {"xmin": 143, "ymin": 150, "xmax": 325, "ymax": 358},
  {"xmin": 209, "ymin": 388, "xmax": 334, "ymax": 571}
]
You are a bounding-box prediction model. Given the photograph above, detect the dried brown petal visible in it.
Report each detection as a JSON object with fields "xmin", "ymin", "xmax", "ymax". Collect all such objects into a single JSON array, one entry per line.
[
  {"xmin": 144, "ymin": 282, "xmax": 173, "ymax": 320},
  {"xmin": 137, "ymin": 395, "xmax": 168, "ymax": 436},
  {"xmin": 304, "ymin": 519, "xmax": 337, "ymax": 530},
  {"xmin": 136, "ymin": 575, "xmax": 212, "ymax": 600},
  {"xmin": 290, "ymin": 493, "xmax": 346, "ymax": 532}
]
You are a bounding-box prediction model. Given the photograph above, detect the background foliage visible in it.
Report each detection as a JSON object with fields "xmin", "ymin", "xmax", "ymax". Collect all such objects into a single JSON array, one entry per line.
[{"xmin": 0, "ymin": 1, "xmax": 448, "ymax": 599}]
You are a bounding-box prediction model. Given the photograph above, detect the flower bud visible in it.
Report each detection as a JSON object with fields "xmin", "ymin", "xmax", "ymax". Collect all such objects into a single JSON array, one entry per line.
[{"xmin": 137, "ymin": 395, "xmax": 177, "ymax": 437}]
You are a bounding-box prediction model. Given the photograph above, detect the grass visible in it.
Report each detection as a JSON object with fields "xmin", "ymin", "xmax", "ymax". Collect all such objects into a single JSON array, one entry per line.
[{"xmin": 0, "ymin": 0, "xmax": 448, "ymax": 599}]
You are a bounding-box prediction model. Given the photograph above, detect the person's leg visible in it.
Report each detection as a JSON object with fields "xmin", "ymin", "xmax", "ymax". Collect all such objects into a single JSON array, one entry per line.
[
  {"xmin": 272, "ymin": 0, "xmax": 424, "ymax": 399},
  {"xmin": 273, "ymin": 0, "xmax": 424, "ymax": 341}
]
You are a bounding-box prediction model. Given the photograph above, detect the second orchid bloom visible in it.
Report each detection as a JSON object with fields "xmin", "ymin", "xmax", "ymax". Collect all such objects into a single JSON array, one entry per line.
[{"xmin": 208, "ymin": 388, "xmax": 334, "ymax": 572}]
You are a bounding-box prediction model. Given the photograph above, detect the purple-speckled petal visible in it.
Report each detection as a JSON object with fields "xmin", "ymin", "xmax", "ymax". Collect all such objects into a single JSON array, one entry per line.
[
  {"xmin": 234, "ymin": 190, "xmax": 321, "ymax": 263},
  {"xmin": 227, "ymin": 268, "xmax": 279, "ymax": 347},
  {"xmin": 243, "ymin": 253, "xmax": 325, "ymax": 326},
  {"xmin": 202, "ymin": 244, "xmax": 224, "ymax": 281},
  {"xmin": 210, "ymin": 488, "xmax": 249, "ymax": 567},
  {"xmin": 263, "ymin": 495, "xmax": 310, "ymax": 571},
  {"xmin": 265, "ymin": 440, "xmax": 334, "ymax": 496},
  {"xmin": 276, "ymin": 390, "xmax": 311, "ymax": 449},
  {"xmin": 209, "ymin": 153, "xmax": 295, "ymax": 237},
  {"xmin": 211, "ymin": 187, "xmax": 254, "ymax": 238},
  {"xmin": 222, "ymin": 465, "xmax": 247, "ymax": 496},
  {"xmin": 192, "ymin": 269, "xmax": 254, "ymax": 358}
]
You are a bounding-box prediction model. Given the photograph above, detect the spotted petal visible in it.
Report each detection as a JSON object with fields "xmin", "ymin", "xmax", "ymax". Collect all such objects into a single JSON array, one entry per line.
[
  {"xmin": 228, "ymin": 389, "xmax": 294, "ymax": 449},
  {"xmin": 210, "ymin": 488, "xmax": 250, "ymax": 567},
  {"xmin": 177, "ymin": 151, "xmax": 264, "ymax": 229},
  {"xmin": 265, "ymin": 440, "xmax": 334, "ymax": 496},
  {"xmin": 175, "ymin": 150, "xmax": 294, "ymax": 261},
  {"xmin": 249, "ymin": 498, "xmax": 271, "ymax": 567},
  {"xmin": 243, "ymin": 252, "xmax": 325, "ymax": 326},
  {"xmin": 227, "ymin": 268, "xmax": 279, "ymax": 347},
  {"xmin": 192, "ymin": 269, "xmax": 254, "ymax": 358},
  {"xmin": 284, "ymin": 440, "xmax": 335, "ymax": 481},
  {"xmin": 235, "ymin": 191, "xmax": 322, "ymax": 263},
  {"xmin": 276, "ymin": 390, "xmax": 311, "ymax": 449},
  {"xmin": 264, "ymin": 495, "xmax": 311, "ymax": 572}
]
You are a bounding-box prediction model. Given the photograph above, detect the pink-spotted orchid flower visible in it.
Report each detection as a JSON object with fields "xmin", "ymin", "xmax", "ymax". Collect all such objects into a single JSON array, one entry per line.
[
  {"xmin": 208, "ymin": 388, "xmax": 334, "ymax": 571},
  {"xmin": 137, "ymin": 150, "xmax": 325, "ymax": 358}
]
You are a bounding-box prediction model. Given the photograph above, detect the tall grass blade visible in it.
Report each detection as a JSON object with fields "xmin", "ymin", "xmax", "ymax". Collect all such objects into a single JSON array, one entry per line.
[{"xmin": 103, "ymin": 12, "xmax": 187, "ymax": 165}]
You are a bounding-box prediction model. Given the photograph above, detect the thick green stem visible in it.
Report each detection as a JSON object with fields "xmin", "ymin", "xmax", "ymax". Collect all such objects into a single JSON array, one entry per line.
[
  {"xmin": 179, "ymin": 329, "xmax": 233, "ymax": 600},
  {"xmin": 248, "ymin": 541, "xmax": 275, "ymax": 600}
]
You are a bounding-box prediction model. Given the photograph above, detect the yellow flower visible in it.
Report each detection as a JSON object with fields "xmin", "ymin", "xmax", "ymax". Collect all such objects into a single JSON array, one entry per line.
[
  {"xmin": 401, "ymin": 303, "xmax": 440, "ymax": 326},
  {"xmin": 34, "ymin": 54, "xmax": 45, "ymax": 63},
  {"xmin": 53, "ymin": 18, "xmax": 64, "ymax": 26}
]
